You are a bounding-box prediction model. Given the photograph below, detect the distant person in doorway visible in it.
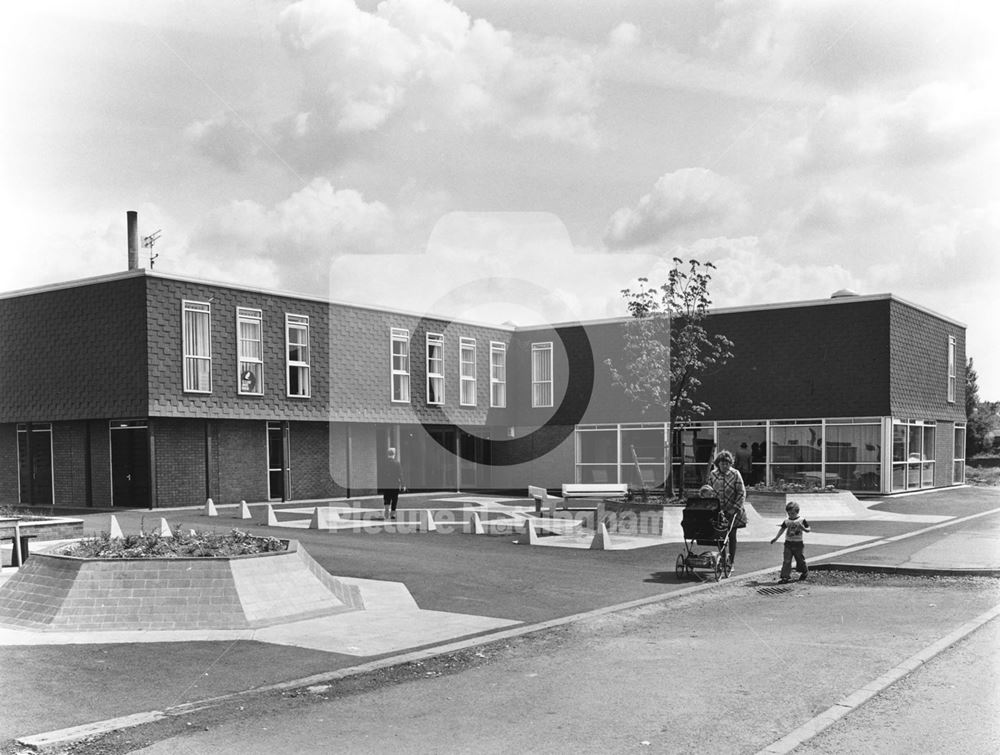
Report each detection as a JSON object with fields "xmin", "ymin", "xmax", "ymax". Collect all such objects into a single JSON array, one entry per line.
[
  {"xmin": 708, "ymin": 450, "xmax": 746, "ymax": 570},
  {"xmin": 750, "ymin": 441, "xmax": 765, "ymax": 485},
  {"xmin": 380, "ymin": 447, "xmax": 405, "ymax": 520},
  {"xmin": 735, "ymin": 442, "xmax": 752, "ymax": 481}
]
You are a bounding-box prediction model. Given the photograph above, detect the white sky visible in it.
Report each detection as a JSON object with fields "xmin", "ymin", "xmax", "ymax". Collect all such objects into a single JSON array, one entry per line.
[{"xmin": 1, "ymin": 0, "xmax": 998, "ymax": 397}]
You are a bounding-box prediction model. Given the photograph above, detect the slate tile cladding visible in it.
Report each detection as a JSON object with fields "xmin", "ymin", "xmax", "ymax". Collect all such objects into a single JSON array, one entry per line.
[
  {"xmin": 145, "ymin": 275, "xmax": 521, "ymax": 424},
  {"xmin": 510, "ymin": 321, "xmax": 657, "ymax": 426},
  {"xmin": 0, "ymin": 275, "xmax": 149, "ymax": 423},
  {"xmin": 688, "ymin": 297, "xmax": 896, "ymax": 420},
  {"xmin": 889, "ymin": 299, "xmax": 965, "ymax": 422}
]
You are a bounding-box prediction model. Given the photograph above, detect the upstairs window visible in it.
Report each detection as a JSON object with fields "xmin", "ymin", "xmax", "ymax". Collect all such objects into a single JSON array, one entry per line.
[
  {"xmin": 531, "ymin": 342, "xmax": 553, "ymax": 408},
  {"xmin": 947, "ymin": 336, "xmax": 956, "ymax": 403},
  {"xmin": 237, "ymin": 307, "xmax": 263, "ymax": 395},
  {"xmin": 391, "ymin": 328, "xmax": 410, "ymax": 402},
  {"xmin": 490, "ymin": 341, "xmax": 506, "ymax": 408},
  {"xmin": 426, "ymin": 333, "xmax": 445, "ymax": 405},
  {"xmin": 460, "ymin": 337, "xmax": 476, "ymax": 406},
  {"xmin": 286, "ymin": 314, "xmax": 310, "ymax": 398},
  {"xmin": 182, "ymin": 300, "xmax": 212, "ymax": 393}
]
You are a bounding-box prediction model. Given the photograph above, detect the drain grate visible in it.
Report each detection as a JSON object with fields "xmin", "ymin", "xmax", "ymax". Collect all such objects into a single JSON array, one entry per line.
[{"xmin": 757, "ymin": 586, "xmax": 792, "ymax": 596}]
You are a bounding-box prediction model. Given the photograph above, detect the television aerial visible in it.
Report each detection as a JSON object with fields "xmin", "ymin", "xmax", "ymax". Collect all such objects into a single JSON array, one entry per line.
[{"xmin": 142, "ymin": 229, "xmax": 162, "ymax": 269}]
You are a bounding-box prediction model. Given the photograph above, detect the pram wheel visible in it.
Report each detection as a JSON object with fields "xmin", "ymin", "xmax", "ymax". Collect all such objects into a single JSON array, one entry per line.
[
  {"xmin": 675, "ymin": 553, "xmax": 686, "ymax": 580},
  {"xmin": 713, "ymin": 554, "xmax": 724, "ymax": 581}
]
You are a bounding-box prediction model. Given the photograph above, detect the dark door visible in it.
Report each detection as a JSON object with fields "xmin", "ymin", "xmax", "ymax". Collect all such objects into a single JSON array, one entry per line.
[
  {"xmin": 111, "ymin": 423, "xmax": 151, "ymax": 507},
  {"xmin": 17, "ymin": 424, "xmax": 53, "ymax": 505},
  {"xmin": 267, "ymin": 422, "xmax": 285, "ymax": 500}
]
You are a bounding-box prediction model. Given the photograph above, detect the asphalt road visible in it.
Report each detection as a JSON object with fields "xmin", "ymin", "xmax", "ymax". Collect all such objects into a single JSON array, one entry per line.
[
  {"xmin": 106, "ymin": 572, "xmax": 1000, "ymax": 755},
  {"xmin": 2, "ymin": 487, "xmax": 999, "ymax": 752}
]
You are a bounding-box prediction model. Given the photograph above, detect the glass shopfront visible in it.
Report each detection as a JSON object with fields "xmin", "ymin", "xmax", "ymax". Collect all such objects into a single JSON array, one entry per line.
[{"xmin": 576, "ymin": 423, "xmax": 667, "ymax": 487}]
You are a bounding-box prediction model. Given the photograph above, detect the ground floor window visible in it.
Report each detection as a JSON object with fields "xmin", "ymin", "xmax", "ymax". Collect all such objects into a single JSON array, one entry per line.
[
  {"xmin": 953, "ymin": 423, "xmax": 966, "ymax": 484},
  {"xmin": 891, "ymin": 419, "xmax": 936, "ymax": 492},
  {"xmin": 660, "ymin": 417, "xmax": 885, "ymax": 493},
  {"xmin": 576, "ymin": 423, "xmax": 666, "ymax": 487}
]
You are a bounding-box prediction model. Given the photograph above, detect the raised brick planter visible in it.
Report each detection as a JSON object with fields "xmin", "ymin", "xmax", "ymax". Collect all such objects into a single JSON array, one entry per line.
[
  {"xmin": 9, "ymin": 516, "xmax": 84, "ymax": 542},
  {"xmin": 0, "ymin": 540, "xmax": 363, "ymax": 632}
]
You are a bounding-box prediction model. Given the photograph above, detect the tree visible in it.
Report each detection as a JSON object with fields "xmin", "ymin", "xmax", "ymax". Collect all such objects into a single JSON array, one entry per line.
[
  {"xmin": 606, "ymin": 258, "xmax": 733, "ymax": 496},
  {"xmin": 966, "ymin": 357, "xmax": 999, "ymax": 456}
]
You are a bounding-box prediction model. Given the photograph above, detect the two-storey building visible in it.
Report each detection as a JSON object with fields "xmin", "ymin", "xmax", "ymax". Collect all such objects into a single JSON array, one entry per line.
[{"xmin": 0, "ymin": 266, "xmax": 966, "ymax": 509}]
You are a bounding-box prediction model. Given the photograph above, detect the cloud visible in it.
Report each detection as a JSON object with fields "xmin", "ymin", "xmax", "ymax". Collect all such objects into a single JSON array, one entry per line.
[
  {"xmin": 191, "ymin": 178, "xmax": 395, "ymax": 293},
  {"xmin": 701, "ymin": 0, "xmax": 999, "ymax": 93},
  {"xmin": 275, "ymin": 0, "xmax": 599, "ymax": 148},
  {"xmin": 787, "ymin": 81, "xmax": 998, "ymax": 172},
  {"xmin": 609, "ymin": 22, "xmax": 640, "ymax": 48},
  {"xmin": 603, "ymin": 168, "xmax": 749, "ymax": 250},
  {"xmin": 184, "ymin": 113, "xmax": 261, "ymax": 171},
  {"xmin": 793, "ymin": 186, "xmax": 911, "ymax": 236}
]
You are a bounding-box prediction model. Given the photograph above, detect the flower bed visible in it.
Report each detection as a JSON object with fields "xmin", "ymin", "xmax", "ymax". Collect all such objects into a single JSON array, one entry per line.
[
  {"xmin": 750, "ymin": 482, "xmax": 838, "ymax": 494},
  {"xmin": 59, "ymin": 528, "xmax": 285, "ymax": 559}
]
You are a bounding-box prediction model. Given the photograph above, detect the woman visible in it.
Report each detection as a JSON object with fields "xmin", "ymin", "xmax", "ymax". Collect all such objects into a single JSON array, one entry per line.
[{"xmin": 708, "ymin": 450, "xmax": 746, "ymax": 569}]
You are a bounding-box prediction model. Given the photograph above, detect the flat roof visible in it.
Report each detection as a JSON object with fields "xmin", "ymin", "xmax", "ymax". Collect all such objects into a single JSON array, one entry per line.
[{"xmin": 0, "ymin": 268, "xmax": 967, "ymax": 331}]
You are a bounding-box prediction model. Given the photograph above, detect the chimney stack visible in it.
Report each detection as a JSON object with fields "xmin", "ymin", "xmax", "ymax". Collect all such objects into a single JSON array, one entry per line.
[{"xmin": 127, "ymin": 210, "xmax": 139, "ymax": 270}]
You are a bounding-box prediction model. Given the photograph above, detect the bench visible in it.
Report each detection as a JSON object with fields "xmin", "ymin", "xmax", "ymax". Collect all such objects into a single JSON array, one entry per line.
[
  {"xmin": 0, "ymin": 522, "xmax": 37, "ymax": 568},
  {"xmin": 528, "ymin": 485, "xmax": 562, "ymax": 515},
  {"xmin": 561, "ymin": 483, "xmax": 629, "ymax": 499}
]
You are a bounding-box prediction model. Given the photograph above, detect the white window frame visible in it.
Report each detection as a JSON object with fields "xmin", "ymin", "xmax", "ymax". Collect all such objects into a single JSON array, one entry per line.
[
  {"xmin": 236, "ymin": 307, "xmax": 263, "ymax": 395},
  {"xmin": 460, "ymin": 337, "xmax": 476, "ymax": 407},
  {"xmin": 391, "ymin": 328, "xmax": 410, "ymax": 403},
  {"xmin": 490, "ymin": 341, "xmax": 507, "ymax": 408},
  {"xmin": 285, "ymin": 314, "xmax": 310, "ymax": 398},
  {"xmin": 182, "ymin": 300, "xmax": 212, "ymax": 393},
  {"xmin": 947, "ymin": 335, "xmax": 956, "ymax": 403},
  {"xmin": 531, "ymin": 341, "xmax": 553, "ymax": 408},
  {"xmin": 426, "ymin": 332, "xmax": 445, "ymax": 405},
  {"xmin": 953, "ymin": 423, "xmax": 966, "ymax": 484}
]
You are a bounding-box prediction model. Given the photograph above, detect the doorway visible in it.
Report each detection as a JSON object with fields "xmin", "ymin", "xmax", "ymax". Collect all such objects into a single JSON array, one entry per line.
[
  {"xmin": 110, "ymin": 420, "xmax": 151, "ymax": 507},
  {"xmin": 17, "ymin": 423, "xmax": 54, "ymax": 505},
  {"xmin": 267, "ymin": 421, "xmax": 287, "ymax": 500}
]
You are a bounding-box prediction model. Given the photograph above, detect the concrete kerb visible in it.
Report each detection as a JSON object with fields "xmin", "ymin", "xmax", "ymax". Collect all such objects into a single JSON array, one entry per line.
[{"xmin": 755, "ymin": 601, "xmax": 1000, "ymax": 754}]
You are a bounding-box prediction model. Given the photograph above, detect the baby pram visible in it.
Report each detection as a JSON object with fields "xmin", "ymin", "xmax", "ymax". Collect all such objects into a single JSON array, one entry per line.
[{"xmin": 675, "ymin": 496, "xmax": 735, "ymax": 581}]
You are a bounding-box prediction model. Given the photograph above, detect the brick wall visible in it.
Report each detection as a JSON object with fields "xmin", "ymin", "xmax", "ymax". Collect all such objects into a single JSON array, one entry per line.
[
  {"xmin": 0, "ymin": 424, "xmax": 18, "ymax": 505},
  {"xmin": 216, "ymin": 420, "xmax": 268, "ymax": 505},
  {"xmin": 0, "ymin": 275, "xmax": 149, "ymax": 423},
  {"xmin": 889, "ymin": 300, "xmax": 966, "ymax": 422},
  {"xmin": 88, "ymin": 421, "xmax": 112, "ymax": 507},
  {"xmin": 288, "ymin": 421, "xmax": 338, "ymax": 500},
  {"xmin": 52, "ymin": 421, "xmax": 89, "ymax": 508},
  {"xmin": 151, "ymin": 418, "xmax": 206, "ymax": 509}
]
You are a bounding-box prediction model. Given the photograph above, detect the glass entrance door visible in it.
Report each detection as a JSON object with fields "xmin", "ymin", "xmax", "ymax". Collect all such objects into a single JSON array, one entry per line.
[{"xmin": 267, "ymin": 421, "xmax": 286, "ymax": 500}]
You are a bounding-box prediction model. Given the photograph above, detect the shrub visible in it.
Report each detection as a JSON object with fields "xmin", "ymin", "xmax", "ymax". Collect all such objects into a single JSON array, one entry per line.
[{"xmin": 60, "ymin": 528, "xmax": 286, "ymax": 559}]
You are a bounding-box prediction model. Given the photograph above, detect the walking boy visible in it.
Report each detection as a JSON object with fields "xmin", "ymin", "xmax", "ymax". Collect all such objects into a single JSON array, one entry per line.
[{"xmin": 770, "ymin": 501, "xmax": 810, "ymax": 583}]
